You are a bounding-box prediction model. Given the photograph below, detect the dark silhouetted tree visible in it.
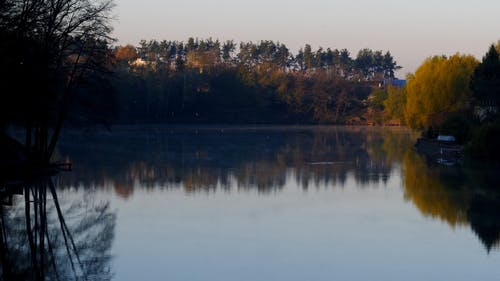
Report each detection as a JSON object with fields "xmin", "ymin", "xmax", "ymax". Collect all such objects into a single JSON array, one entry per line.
[
  {"xmin": 470, "ymin": 45, "xmax": 500, "ymax": 121},
  {"xmin": 0, "ymin": 0, "xmax": 115, "ymax": 162}
]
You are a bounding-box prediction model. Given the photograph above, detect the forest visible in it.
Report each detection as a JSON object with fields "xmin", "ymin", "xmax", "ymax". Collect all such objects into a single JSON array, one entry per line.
[{"xmin": 107, "ymin": 38, "xmax": 402, "ymax": 125}]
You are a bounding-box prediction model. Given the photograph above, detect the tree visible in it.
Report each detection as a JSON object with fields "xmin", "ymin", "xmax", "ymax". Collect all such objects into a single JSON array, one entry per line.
[
  {"xmin": 296, "ymin": 48, "xmax": 305, "ymax": 70},
  {"xmin": 303, "ymin": 44, "xmax": 313, "ymax": 70},
  {"xmin": 102, "ymin": 37, "xmax": 405, "ymax": 125},
  {"xmin": 405, "ymin": 54, "xmax": 478, "ymax": 129},
  {"xmin": 384, "ymin": 85, "xmax": 406, "ymax": 124},
  {"xmin": 383, "ymin": 51, "xmax": 400, "ymax": 79},
  {"xmin": 0, "ymin": 0, "xmax": 115, "ymax": 162},
  {"xmin": 222, "ymin": 40, "xmax": 236, "ymax": 64},
  {"xmin": 339, "ymin": 49, "xmax": 352, "ymax": 78},
  {"xmin": 470, "ymin": 45, "xmax": 500, "ymax": 120},
  {"xmin": 324, "ymin": 48, "xmax": 335, "ymax": 69},
  {"xmin": 355, "ymin": 48, "xmax": 374, "ymax": 79},
  {"xmin": 315, "ymin": 47, "xmax": 325, "ymax": 68},
  {"xmin": 276, "ymin": 43, "xmax": 290, "ymax": 70},
  {"xmin": 115, "ymin": 45, "xmax": 138, "ymax": 64}
]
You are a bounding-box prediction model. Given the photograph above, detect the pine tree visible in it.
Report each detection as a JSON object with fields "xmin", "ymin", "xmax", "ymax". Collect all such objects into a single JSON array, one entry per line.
[{"xmin": 470, "ymin": 45, "xmax": 500, "ymax": 120}]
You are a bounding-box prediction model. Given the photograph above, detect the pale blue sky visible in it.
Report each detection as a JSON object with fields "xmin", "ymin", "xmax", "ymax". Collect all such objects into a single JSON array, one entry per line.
[{"xmin": 113, "ymin": 0, "xmax": 500, "ymax": 75}]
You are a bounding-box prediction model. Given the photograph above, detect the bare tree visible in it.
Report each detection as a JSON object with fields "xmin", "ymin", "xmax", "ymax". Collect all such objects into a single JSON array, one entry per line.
[{"xmin": 0, "ymin": 0, "xmax": 115, "ymax": 163}]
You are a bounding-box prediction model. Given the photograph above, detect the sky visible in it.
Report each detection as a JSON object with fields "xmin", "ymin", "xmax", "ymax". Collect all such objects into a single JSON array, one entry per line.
[{"xmin": 112, "ymin": 0, "xmax": 500, "ymax": 76}]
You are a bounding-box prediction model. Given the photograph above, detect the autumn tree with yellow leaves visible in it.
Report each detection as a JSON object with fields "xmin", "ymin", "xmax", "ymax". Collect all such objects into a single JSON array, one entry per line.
[{"xmin": 404, "ymin": 54, "xmax": 478, "ymax": 129}]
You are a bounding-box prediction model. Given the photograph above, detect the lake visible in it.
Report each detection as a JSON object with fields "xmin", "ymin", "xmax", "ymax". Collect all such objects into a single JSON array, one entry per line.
[{"xmin": 2, "ymin": 126, "xmax": 500, "ymax": 280}]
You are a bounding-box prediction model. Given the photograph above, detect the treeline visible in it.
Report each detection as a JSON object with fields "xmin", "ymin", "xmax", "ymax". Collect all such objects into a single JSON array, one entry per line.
[
  {"xmin": 382, "ymin": 41, "xmax": 500, "ymax": 161},
  {"xmin": 130, "ymin": 38, "xmax": 399, "ymax": 78},
  {"xmin": 109, "ymin": 38, "xmax": 402, "ymax": 124}
]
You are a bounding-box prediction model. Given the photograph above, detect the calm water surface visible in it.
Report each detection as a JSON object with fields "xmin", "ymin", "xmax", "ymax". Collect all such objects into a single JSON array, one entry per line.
[{"xmin": 2, "ymin": 126, "xmax": 500, "ymax": 280}]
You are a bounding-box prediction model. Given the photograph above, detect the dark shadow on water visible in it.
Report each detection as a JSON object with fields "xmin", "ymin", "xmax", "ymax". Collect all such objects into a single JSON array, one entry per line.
[
  {"xmin": 403, "ymin": 150, "xmax": 500, "ymax": 252},
  {"xmin": 468, "ymin": 194, "xmax": 500, "ymax": 252},
  {"xmin": 0, "ymin": 176, "xmax": 115, "ymax": 280}
]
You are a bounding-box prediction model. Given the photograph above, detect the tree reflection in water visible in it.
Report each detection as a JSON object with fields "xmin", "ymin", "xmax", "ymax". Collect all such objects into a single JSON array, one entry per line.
[
  {"xmin": 55, "ymin": 126, "xmax": 411, "ymax": 193},
  {"xmin": 0, "ymin": 176, "xmax": 115, "ymax": 280},
  {"xmin": 403, "ymin": 150, "xmax": 500, "ymax": 252},
  {"xmin": 51, "ymin": 126, "xmax": 500, "ymax": 252}
]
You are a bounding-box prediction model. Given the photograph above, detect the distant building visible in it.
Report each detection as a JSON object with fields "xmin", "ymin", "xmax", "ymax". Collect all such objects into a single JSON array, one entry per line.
[{"xmin": 379, "ymin": 79, "xmax": 406, "ymax": 89}]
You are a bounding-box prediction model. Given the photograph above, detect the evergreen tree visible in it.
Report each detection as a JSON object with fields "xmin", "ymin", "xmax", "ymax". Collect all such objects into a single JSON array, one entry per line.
[
  {"xmin": 470, "ymin": 45, "xmax": 500, "ymax": 120},
  {"xmin": 303, "ymin": 44, "xmax": 313, "ymax": 70}
]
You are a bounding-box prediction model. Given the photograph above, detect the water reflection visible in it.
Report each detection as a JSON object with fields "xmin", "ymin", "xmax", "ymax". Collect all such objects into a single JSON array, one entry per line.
[
  {"xmin": 56, "ymin": 126, "xmax": 412, "ymax": 193},
  {"xmin": 0, "ymin": 177, "xmax": 115, "ymax": 280},
  {"xmin": 53, "ymin": 126, "xmax": 500, "ymax": 253},
  {"xmin": 403, "ymin": 150, "xmax": 500, "ymax": 252}
]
